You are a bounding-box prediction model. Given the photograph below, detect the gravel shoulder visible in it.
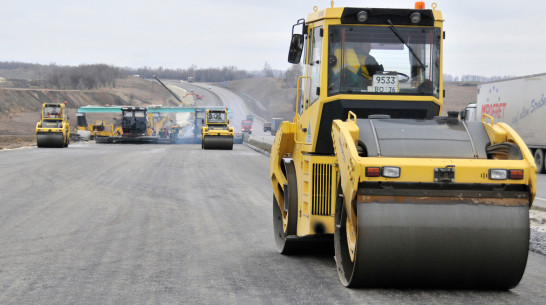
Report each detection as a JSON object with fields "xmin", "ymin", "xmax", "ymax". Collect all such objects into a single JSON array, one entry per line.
[{"xmin": 530, "ymin": 209, "xmax": 546, "ymax": 255}]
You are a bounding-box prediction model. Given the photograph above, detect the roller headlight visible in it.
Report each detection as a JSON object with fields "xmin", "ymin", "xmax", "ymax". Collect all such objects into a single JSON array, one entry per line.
[
  {"xmin": 410, "ymin": 12, "xmax": 421, "ymax": 23},
  {"xmin": 489, "ymin": 169, "xmax": 508, "ymax": 180},
  {"xmin": 382, "ymin": 166, "xmax": 401, "ymax": 178},
  {"xmin": 357, "ymin": 11, "xmax": 368, "ymax": 22}
]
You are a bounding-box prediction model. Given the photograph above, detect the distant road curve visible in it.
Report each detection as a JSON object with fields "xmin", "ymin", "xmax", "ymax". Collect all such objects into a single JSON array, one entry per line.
[{"xmin": 182, "ymin": 82, "xmax": 275, "ymax": 144}]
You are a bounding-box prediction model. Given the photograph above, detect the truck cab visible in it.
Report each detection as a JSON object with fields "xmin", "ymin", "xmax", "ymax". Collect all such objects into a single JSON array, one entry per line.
[{"xmin": 241, "ymin": 120, "xmax": 253, "ymax": 134}]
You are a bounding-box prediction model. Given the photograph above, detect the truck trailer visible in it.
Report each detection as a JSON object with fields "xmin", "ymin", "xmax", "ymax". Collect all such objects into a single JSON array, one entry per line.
[{"xmin": 465, "ymin": 73, "xmax": 546, "ymax": 173}]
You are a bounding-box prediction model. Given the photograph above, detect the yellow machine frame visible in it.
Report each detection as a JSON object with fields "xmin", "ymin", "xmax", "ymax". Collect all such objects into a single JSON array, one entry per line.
[
  {"xmin": 36, "ymin": 102, "xmax": 70, "ymax": 147},
  {"xmin": 270, "ymin": 2, "xmax": 536, "ymax": 288},
  {"xmin": 201, "ymin": 109, "xmax": 234, "ymax": 140}
]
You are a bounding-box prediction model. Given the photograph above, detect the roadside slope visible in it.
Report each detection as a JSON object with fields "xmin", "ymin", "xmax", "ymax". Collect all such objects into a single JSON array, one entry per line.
[
  {"xmin": 0, "ymin": 77, "xmax": 172, "ymax": 149},
  {"xmin": 225, "ymin": 77, "xmax": 296, "ymax": 121}
]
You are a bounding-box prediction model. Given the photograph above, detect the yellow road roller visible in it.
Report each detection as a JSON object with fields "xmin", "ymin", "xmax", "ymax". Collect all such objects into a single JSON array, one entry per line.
[
  {"xmin": 36, "ymin": 102, "xmax": 70, "ymax": 148},
  {"xmin": 201, "ymin": 108, "xmax": 234, "ymax": 150},
  {"xmin": 270, "ymin": 1, "xmax": 536, "ymax": 289}
]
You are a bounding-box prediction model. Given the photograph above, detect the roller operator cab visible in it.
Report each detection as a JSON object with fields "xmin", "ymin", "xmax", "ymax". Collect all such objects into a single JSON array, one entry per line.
[
  {"xmin": 36, "ymin": 102, "xmax": 70, "ymax": 148},
  {"xmin": 201, "ymin": 108, "xmax": 234, "ymax": 150},
  {"xmin": 270, "ymin": 2, "xmax": 537, "ymax": 289}
]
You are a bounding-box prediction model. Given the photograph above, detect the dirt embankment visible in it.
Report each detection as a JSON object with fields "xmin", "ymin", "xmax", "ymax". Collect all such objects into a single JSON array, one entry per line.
[
  {"xmin": 442, "ymin": 82, "xmax": 477, "ymax": 114},
  {"xmin": 225, "ymin": 77, "xmax": 296, "ymax": 121},
  {"xmin": 0, "ymin": 76, "xmax": 174, "ymax": 149}
]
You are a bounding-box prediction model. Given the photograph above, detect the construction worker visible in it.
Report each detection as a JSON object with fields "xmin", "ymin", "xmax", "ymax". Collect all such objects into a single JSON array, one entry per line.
[
  {"xmin": 330, "ymin": 42, "xmax": 384, "ymax": 88},
  {"xmin": 351, "ymin": 43, "xmax": 383, "ymax": 80}
]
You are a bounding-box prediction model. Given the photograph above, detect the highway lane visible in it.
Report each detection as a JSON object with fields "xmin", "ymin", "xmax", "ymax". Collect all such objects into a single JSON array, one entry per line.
[
  {"xmin": 167, "ymin": 81, "xmax": 246, "ymax": 131},
  {"xmin": 150, "ymin": 79, "xmax": 276, "ymax": 143},
  {"xmin": 0, "ymin": 143, "xmax": 545, "ymax": 305},
  {"xmin": 186, "ymin": 82, "xmax": 276, "ymax": 144}
]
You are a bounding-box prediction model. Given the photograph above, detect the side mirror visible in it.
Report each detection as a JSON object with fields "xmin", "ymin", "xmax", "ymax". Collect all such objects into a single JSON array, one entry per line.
[{"xmin": 288, "ymin": 34, "xmax": 304, "ymax": 64}]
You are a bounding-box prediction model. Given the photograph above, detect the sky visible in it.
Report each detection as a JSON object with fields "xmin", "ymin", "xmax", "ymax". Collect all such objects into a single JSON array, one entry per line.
[{"xmin": 1, "ymin": 0, "xmax": 545, "ymax": 77}]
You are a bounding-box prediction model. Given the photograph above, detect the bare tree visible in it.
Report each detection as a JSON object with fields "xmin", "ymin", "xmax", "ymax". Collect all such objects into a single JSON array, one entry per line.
[
  {"xmin": 263, "ymin": 62, "xmax": 274, "ymax": 78},
  {"xmin": 283, "ymin": 63, "xmax": 303, "ymax": 87}
]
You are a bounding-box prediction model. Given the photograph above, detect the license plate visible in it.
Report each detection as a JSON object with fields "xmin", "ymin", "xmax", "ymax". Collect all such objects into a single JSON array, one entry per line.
[{"xmin": 372, "ymin": 75, "xmax": 399, "ymax": 93}]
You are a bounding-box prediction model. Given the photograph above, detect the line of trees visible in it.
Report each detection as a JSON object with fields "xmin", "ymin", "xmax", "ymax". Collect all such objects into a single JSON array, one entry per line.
[
  {"xmin": 443, "ymin": 74, "xmax": 514, "ymax": 83},
  {"xmin": 0, "ymin": 61, "xmax": 127, "ymax": 90},
  {"xmin": 129, "ymin": 65, "xmax": 250, "ymax": 82},
  {"xmin": 43, "ymin": 64, "xmax": 127, "ymax": 90},
  {"xmin": 0, "ymin": 60, "xmax": 303, "ymax": 88}
]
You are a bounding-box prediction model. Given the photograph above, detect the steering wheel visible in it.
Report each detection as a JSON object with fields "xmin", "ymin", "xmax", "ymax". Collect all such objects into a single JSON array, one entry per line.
[{"xmin": 391, "ymin": 72, "xmax": 410, "ymax": 83}]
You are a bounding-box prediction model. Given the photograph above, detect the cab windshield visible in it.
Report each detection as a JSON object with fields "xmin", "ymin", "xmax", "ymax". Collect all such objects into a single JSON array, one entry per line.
[
  {"xmin": 208, "ymin": 112, "xmax": 226, "ymax": 123},
  {"xmin": 328, "ymin": 25, "xmax": 441, "ymax": 97},
  {"xmin": 43, "ymin": 106, "xmax": 62, "ymax": 118}
]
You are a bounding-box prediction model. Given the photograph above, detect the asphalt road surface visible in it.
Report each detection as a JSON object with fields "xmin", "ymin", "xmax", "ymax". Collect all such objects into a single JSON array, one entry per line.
[{"xmin": 0, "ymin": 143, "xmax": 545, "ymax": 305}]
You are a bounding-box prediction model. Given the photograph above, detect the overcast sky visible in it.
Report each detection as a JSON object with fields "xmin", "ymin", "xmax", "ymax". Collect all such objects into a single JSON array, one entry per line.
[{"xmin": 1, "ymin": 0, "xmax": 545, "ymax": 77}]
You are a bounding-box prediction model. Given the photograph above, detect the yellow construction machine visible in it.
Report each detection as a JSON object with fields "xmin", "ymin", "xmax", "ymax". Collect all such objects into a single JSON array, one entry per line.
[
  {"xmin": 201, "ymin": 108, "xmax": 234, "ymax": 150},
  {"xmin": 270, "ymin": 2, "xmax": 536, "ymax": 289},
  {"xmin": 36, "ymin": 102, "xmax": 70, "ymax": 147},
  {"xmin": 89, "ymin": 121, "xmax": 114, "ymax": 138},
  {"xmin": 76, "ymin": 113, "xmax": 114, "ymax": 140}
]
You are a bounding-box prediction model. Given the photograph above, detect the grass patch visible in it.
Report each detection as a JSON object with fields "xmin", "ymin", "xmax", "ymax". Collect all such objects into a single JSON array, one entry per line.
[{"xmin": 0, "ymin": 135, "xmax": 36, "ymax": 150}]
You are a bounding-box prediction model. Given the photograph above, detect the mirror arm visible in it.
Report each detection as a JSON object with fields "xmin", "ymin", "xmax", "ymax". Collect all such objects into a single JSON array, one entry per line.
[{"xmin": 291, "ymin": 18, "xmax": 306, "ymax": 36}]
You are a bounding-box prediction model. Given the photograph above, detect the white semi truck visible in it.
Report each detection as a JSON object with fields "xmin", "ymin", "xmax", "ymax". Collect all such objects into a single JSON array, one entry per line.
[{"xmin": 463, "ymin": 73, "xmax": 546, "ymax": 173}]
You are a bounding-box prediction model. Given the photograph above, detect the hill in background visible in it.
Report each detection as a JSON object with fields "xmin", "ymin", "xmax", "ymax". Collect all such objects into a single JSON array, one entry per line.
[
  {"xmin": 443, "ymin": 82, "xmax": 477, "ymax": 114},
  {"xmin": 0, "ymin": 76, "xmax": 173, "ymax": 149},
  {"xmin": 225, "ymin": 77, "xmax": 296, "ymax": 121}
]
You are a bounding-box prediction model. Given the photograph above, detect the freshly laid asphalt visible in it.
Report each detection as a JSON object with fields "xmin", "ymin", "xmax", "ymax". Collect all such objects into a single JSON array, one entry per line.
[{"xmin": 0, "ymin": 143, "xmax": 545, "ymax": 305}]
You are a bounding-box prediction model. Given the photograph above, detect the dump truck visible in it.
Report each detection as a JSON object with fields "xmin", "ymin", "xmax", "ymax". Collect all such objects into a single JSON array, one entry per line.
[
  {"xmin": 36, "ymin": 102, "xmax": 70, "ymax": 147},
  {"xmin": 270, "ymin": 2, "xmax": 536, "ymax": 289},
  {"xmin": 462, "ymin": 73, "xmax": 546, "ymax": 174},
  {"xmin": 201, "ymin": 108, "xmax": 234, "ymax": 149}
]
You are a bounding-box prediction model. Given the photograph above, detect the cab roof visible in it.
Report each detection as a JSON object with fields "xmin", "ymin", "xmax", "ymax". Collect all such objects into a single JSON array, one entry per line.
[{"xmin": 306, "ymin": 6, "xmax": 442, "ymax": 25}]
